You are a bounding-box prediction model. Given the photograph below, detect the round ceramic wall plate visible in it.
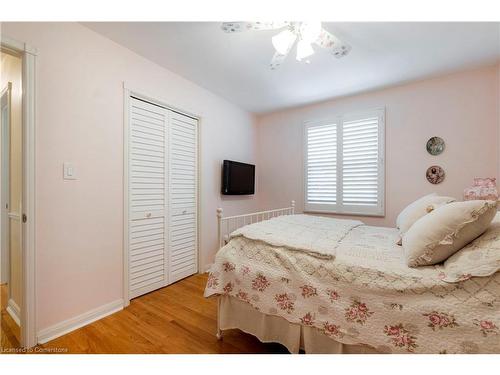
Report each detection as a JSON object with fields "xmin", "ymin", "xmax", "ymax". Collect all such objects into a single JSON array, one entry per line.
[
  {"xmin": 426, "ymin": 165, "xmax": 445, "ymax": 184},
  {"xmin": 426, "ymin": 136, "xmax": 445, "ymax": 155}
]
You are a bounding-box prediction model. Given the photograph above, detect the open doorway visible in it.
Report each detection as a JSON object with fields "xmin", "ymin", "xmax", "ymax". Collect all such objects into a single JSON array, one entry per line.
[
  {"xmin": 0, "ymin": 35, "xmax": 36, "ymax": 349},
  {"xmin": 1, "ymin": 48, "xmax": 23, "ymax": 349}
]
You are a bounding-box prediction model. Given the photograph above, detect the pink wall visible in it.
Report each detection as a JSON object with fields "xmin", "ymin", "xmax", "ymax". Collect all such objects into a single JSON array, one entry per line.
[
  {"xmin": 257, "ymin": 65, "xmax": 500, "ymax": 227},
  {"xmin": 1, "ymin": 22, "xmax": 259, "ymax": 332},
  {"xmin": 498, "ymin": 63, "xmax": 500, "ymax": 180}
]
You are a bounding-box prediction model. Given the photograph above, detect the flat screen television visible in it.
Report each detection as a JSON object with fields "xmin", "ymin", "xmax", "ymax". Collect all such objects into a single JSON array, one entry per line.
[{"xmin": 221, "ymin": 160, "xmax": 255, "ymax": 195}]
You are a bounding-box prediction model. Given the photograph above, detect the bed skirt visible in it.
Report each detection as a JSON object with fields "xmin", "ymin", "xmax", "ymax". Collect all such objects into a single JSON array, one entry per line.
[{"xmin": 219, "ymin": 296, "xmax": 380, "ymax": 354}]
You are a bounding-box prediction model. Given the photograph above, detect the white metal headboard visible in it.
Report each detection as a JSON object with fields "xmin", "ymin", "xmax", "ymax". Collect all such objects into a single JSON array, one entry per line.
[{"xmin": 216, "ymin": 201, "xmax": 295, "ymax": 249}]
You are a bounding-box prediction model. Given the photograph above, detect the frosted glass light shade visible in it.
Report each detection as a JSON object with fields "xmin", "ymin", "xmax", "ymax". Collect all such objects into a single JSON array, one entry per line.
[
  {"xmin": 299, "ymin": 22, "xmax": 322, "ymax": 43},
  {"xmin": 296, "ymin": 40, "xmax": 314, "ymax": 61},
  {"xmin": 272, "ymin": 29, "xmax": 297, "ymax": 55}
]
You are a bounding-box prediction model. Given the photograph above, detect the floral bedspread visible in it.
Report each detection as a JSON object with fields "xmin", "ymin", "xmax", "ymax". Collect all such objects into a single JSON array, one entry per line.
[
  {"xmin": 204, "ymin": 220, "xmax": 500, "ymax": 353},
  {"xmin": 230, "ymin": 214, "xmax": 362, "ymax": 259}
]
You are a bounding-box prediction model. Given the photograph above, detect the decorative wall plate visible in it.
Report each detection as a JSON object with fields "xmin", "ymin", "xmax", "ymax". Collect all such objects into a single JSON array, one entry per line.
[
  {"xmin": 426, "ymin": 165, "xmax": 445, "ymax": 184},
  {"xmin": 426, "ymin": 136, "xmax": 445, "ymax": 155}
]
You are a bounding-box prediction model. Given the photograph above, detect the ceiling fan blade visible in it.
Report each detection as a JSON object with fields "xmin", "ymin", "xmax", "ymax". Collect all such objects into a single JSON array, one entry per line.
[
  {"xmin": 221, "ymin": 22, "xmax": 289, "ymax": 33},
  {"xmin": 270, "ymin": 51, "xmax": 289, "ymax": 70},
  {"xmin": 315, "ymin": 29, "xmax": 352, "ymax": 58},
  {"xmin": 249, "ymin": 21, "xmax": 290, "ymax": 30},
  {"xmin": 269, "ymin": 32, "xmax": 296, "ymax": 69}
]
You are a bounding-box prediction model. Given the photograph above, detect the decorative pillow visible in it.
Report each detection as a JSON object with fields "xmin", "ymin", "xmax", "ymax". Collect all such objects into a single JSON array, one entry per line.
[
  {"xmin": 402, "ymin": 200, "xmax": 497, "ymax": 267},
  {"xmin": 396, "ymin": 193, "xmax": 456, "ymax": 235},
  {"xmin": 440, "ymin": 212, "xmax": 500, "ymax": 282},
  {"xmin": 473, "ymin": 177, "xmax": 496, "ymax": 188},
  {"xmin": 463, "ymin": 186, "xmax": 498, "ymax": 201}
]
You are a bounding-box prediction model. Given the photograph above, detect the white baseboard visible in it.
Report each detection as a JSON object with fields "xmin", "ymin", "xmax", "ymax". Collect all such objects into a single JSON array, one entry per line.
[
  {"xmin": 6, "ymin": 299, "xmax": 21, "ymax": 326},
  {"xmin": 37, "ymin": 299, "xmax": 124, "ymax": 344},
  {"xmin": 203, "ymin": 263, "xmax": 214, "ymax": 273}
]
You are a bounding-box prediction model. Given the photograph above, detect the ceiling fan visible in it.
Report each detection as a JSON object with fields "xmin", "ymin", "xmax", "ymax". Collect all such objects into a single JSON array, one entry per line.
[{"xmin": 221, "ymin": 22, "xmax": 351, "ymax": 69}]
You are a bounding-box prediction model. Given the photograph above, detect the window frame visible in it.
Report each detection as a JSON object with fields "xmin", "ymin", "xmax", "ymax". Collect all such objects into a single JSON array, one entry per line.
[{"xmin": 303, "ymin": 108, "xmax": 385, "ymax": 217}]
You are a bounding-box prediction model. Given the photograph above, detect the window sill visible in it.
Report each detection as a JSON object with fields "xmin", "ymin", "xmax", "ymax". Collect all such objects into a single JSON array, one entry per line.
[{"xmin": 303, "ymin": 209, "xmax": 385, "ymax": 218}]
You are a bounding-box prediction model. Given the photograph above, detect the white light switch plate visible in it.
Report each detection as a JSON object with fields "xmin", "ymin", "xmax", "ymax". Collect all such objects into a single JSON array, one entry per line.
[{"xmin": 63, "ymin": 162, "xmax": 77, "ymax": 180}]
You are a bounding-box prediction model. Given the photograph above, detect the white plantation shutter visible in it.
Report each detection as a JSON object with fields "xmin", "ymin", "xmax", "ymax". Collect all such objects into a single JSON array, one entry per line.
[
  {"xmin": 305, "ymin": 122, "xmax": 338, "ymax": 211},
  {"xmin": 342, "ymin": 115, "xmax": 381, "ymax": 212},
  {"xmin": 304, "ymin": 109, "xmax": 385, "ymax": 216}
]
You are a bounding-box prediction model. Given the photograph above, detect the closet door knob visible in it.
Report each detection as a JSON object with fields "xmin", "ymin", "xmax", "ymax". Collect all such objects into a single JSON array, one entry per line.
[
  {"xmin": 182, "ymin": 210, "xmax": 187, "ymax": 214},
  {"xmin": 146, "ymin": 213, "xmax": 152, "ymax": 218}
]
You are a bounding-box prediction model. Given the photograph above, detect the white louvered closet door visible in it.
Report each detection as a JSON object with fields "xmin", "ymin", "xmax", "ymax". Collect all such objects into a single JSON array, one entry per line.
[
  {"xmin": 168, "ymin": 111, "xmax": 198, "ymax": 283},
  {"xmin": 128, "ymin": 98, "xmax": 169, "ymax": 299}
]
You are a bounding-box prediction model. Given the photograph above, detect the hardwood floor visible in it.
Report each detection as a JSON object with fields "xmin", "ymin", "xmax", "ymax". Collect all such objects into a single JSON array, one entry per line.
[
  {"xmin": 1, "ymin": 283, "xmax": 21, "ymax": 351},
  {"xmin": 37, "ymin": 273, "xmax": 288, "ymax": 354}
]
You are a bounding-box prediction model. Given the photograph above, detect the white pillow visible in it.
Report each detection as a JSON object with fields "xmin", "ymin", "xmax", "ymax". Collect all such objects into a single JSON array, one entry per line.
[
  {"xmin": 403, "ymin": 200, "xmax": 497, "ymax": 267},
  {"xmin": 396, "ymin": 193, "xmax": 456, "ymax": 235},
  {"xmin": 440, "ymin": 212, "xmax": 500, "ymax": 282}
]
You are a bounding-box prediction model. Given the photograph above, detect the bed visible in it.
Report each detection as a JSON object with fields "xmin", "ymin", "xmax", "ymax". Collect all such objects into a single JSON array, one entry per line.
[{"xmin": 204, "ymin": 202, "xmax": 500, "ymax": 354}]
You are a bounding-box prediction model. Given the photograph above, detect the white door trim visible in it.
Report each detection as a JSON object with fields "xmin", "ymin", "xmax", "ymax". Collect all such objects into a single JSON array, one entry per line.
[
  {"xmin": 0, "ymin": 82, "xmax": 11, "ymax": 286},
  {"xmin": 1, "ymin": 35, "xmax": 37, "ymax": 348},
  {"xmin": 122, "ymin": 83, "xmax": 200, "ymax": 306},
  {"xmin": 123, "ymin": 89, "xmax": 130, "ymax": 307}
]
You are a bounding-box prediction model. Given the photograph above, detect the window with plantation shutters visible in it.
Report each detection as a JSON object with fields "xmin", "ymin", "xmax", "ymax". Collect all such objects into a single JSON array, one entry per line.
[{"xmin": 304, "ymin": 109, "xmax": 385, "ymax": 216}]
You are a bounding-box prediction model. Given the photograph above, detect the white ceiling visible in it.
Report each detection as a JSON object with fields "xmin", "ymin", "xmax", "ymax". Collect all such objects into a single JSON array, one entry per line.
[{"xmin": 83, "ymin": 22, "xmax": 500, "ymax": 113}]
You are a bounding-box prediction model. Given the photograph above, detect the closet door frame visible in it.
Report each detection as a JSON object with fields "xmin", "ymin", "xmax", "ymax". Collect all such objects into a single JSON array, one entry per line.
[{"xmin": 123, "ymin": 84, "xmax": 201, "ymax": 306}]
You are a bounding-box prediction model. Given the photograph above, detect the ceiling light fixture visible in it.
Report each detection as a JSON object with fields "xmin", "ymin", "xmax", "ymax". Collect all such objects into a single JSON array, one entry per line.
[{"xmin": 221, "ymin": 21, "xmax": 351, "ymax": 69}]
